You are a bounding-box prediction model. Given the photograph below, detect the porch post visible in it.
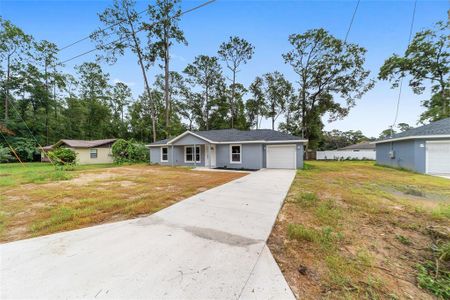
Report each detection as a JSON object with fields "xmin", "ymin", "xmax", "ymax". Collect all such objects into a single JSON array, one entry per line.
[
  {"xmin": 208, "ymin": 143, "xmax": 211, "ymax": 169},
  {"xmin": 193, "ymin": 144, "xmax": 196, "ymax": 167},
  {"xmin": 171, "ymin": 145, "xmax": 174, "ymax": 167}
]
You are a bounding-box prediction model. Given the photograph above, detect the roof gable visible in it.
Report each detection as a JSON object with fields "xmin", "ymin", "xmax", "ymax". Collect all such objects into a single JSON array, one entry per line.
[{"xmin": 55, "ymin": 139, "xmax": 117, "ymax": 148}]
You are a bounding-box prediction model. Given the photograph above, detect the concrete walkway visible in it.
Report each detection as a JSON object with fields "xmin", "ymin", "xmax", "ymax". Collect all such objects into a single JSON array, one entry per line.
[{"xmin": 1, "ymin": 169, "xmax": 296, "ymax": 299}]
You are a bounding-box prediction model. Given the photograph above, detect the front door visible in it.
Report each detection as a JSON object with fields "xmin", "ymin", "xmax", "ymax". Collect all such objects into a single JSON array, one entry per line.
[{"xmin": 206, "ymin": 144, "xmax": 216, "ymax": 168}]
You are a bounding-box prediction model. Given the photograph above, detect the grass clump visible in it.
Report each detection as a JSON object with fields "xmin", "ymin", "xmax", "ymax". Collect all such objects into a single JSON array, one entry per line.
[
  {"xmin": 395, "ymin": 234, "xmax": 412, "ymax": 246},
  {"xmin": 287, "ymin": 224, "xmax": 342, "ymax": 250},
  {"xmin": 292, "ymin": 192, "xmax": 318, "ymax": 207},
  {"xmin": 416, "ymin": 242, "xmax": 450, "ymax": 298}
]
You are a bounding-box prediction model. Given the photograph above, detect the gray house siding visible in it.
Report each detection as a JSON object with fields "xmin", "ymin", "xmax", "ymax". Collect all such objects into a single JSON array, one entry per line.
[
  {"xmin": 150, "ymin": 145, "xmax": 206, "ymax": 167},
  {"xmin": 376, "ymin": 138, "xmax": 449, "ymax": 173},
  {"xmin": 215, "ymin": 144, "xmax": 264, "ymax": 169},
  {"xmin": 151, "ymin": 142, "xmax": 305, "ymax": 169},
  {"xmin": 172, "ymin": 134, "xmax": 208, "ymax": 145},
  {"xmin": 376, "ymin": 139, "xmax": 428, "ymax": 173}
]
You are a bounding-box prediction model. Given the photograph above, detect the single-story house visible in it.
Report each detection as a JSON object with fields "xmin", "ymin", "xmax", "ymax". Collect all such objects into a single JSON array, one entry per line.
[
  {"xmin": 41, "ymin": 139, "xmax": 117, "ymax": 164},
  {"xmin": 148, "ymin": 129, "xmax": 307, "ymax": 169},
  {"xmin": 372, "ymin": 117, "xmax": 450, "ymax": 174},
  {"xmin": 317, "ymin": 142, "xmax": 376, "ymax": 160}
]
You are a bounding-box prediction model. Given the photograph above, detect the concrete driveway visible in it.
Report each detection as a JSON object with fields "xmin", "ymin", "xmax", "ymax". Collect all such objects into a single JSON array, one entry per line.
[{"xmin": 1, "ymin": 169, "xmax": 296, "ymax": 299}]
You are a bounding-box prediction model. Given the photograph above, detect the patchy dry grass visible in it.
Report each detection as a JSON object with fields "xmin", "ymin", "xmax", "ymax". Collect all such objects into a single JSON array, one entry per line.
[
  {"xmin": 0, "ymin": 163, "xmax": 246, "ymax": 242},
  {"xmin": 268, "ymin": 161, "xmax": 450, "ymax": 299}
]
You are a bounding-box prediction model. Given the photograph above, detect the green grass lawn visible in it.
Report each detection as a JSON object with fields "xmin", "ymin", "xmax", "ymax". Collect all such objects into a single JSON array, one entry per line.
[
  {"xmin": 269, "ymin": 161, "xmax": 450, "ymax": 299},
  {"xmin": 0, "ymin": 163, "xmax": 245, "ymax": 242},
  {"xmin": 0, "ymin": 162, "xmax": 116, "ymax": 187}
]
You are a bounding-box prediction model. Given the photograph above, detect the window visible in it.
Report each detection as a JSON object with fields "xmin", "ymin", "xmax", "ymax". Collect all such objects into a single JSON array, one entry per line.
[
  {"xmin": 185, "ymin": 146, "xmax": 201, "ymax": 163},
  {"xmin": 161, "ymin": 147, "xmax": 168, "ymax": 162},
  {"xmin": 90, "ymin": 149, "xmax": 98, "ymax": 159},
  {"xmin": 230, "ymin": 144, "xmax": 241, "ymax": 164}
]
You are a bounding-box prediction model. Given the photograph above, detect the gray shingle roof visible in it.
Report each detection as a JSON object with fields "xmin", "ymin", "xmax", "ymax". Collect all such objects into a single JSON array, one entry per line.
[
  {"xmin": 376, "ymin": 117, "xmax": 450, "ymax": 143},
  {"xmin": 149, "ymin": 129, "xmax": 304, "ymax": 145},
  {"xmin": 195, "ymin": 129, "xmax": 302, "ymax": 142},
  {"xmin": 56, "ymin": 139, "xmax": 117, "ymax": 148},
  {"xmin": 339, "ymin": 142, "xmax": 375, "ymax": 150}
]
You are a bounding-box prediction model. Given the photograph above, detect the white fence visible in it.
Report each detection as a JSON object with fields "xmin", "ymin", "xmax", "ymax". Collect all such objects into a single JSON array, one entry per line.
[{"xmin": 316, "ymin": 150, "xmax": 376, "ymax": 160}]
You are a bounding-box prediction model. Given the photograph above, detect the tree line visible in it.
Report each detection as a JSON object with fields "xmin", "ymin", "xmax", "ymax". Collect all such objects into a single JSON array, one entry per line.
[{"xmin": 0, "ymin": 0, "xmax": 448, "ymax": 162}]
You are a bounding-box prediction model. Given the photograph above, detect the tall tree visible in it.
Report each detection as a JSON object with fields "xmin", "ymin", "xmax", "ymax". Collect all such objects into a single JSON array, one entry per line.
[
  {"xmin": 93, "ymin": 0, "xmax": 157, "ymax": 141},
  {"xmin": 183, "ymin": 55, "xmax": 223, "ymax": 130},
  {"xmin": 379, "ymin": 21, "xmax": 449, "ymax": 123},
  {"xmin": 76, "ymin": 62, "xmax": 111, "ymax": 139},
  {"xmin": 283, "ymin": 28, "xmax": 373, "ymax": 149},
  {"xmin": 0, "ymin": 17, "xmax": 32, "ymax": 121},
  {"xmin": 218, "ymin": 36, "xmax": 254, "ymax": 128},
  {"xmin": 110, "ymin": 82, "xmax": 132, "ymax": 138},
  {"xmin": 146, "ymin": 0, "xmax": 187, "ymax": 133},
  {"xmin": 248, "ymin": 76, "xmax": 266, "ymax": 129},
  {"xmin": 250, "ymin": 72, "xmax": 292, "ymax": 130}
]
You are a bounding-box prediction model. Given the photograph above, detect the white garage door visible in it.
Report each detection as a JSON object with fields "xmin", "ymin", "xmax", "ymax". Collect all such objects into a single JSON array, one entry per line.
[
  {"xmin": 266, "ymin": 145, "xmax": 296, "ymax": 169},
  {"xmin": 427, "ymin": 141, "xmax": 450, "ymax": 174}
]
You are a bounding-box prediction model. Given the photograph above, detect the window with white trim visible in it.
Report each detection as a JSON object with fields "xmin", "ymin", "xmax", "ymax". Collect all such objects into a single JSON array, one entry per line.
[
  {"xmin": 230, "ymin": 145, "xmax": 241, "ymax": 163},
  {"xmin": 161, "ymin": 147, "xmax": 168, "ymax": 162},
  {"xmin": 185, "ymin": 146, "xmax": 201, "ymax": 163},
  {"xmin": 90, "ymin": 148, "xmax": 98, "ymax": 159}
]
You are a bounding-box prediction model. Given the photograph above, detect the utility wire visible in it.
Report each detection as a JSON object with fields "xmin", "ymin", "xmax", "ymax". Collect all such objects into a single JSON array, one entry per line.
[
  {"xmin": 59, "ymin": 9, "xmax": 148, "ymax": 52},
  {"xmin": 7, "ymin": 100, "xmax": 55, "ymax": 165},
  {"xmin": 391, "ymin": 0, "xmax": 417, "ymax": 135},
  {"xmin": 60, "ymin": 0, "xmax": 216, "ymax": 64},
  {"xmin": 0, "ymin": 129, "xmax": 25, "ymax": 166},
  {"xmin": 344, "ymin": 0, "xmax": 361, "ymax": 43}
]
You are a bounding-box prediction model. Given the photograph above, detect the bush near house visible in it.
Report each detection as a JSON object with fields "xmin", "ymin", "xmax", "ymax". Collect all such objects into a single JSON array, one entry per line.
[
  {"xmin": 48, "ymin": 148, "xmax": 77, "ymax": 167},
  {"xmin": 0, "ymin": 146, "xmax": 14, "ymax": 163},
  {"xmin": 112, "ymin": 139, "xmax": 149, "ymax": 164}
]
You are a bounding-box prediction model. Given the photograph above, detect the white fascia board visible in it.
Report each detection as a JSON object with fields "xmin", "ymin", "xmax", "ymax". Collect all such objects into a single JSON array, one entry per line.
[
  {"xmin": 371, "ymin": 134, "xmax": 450, "ymax": 144},
  {"xmin": 167, "ymin": 130, "xmax": 215, "ymax": 144},
  {"xmin": 215, "ymin": 139, "xmax": 308, "ymax": 144}
]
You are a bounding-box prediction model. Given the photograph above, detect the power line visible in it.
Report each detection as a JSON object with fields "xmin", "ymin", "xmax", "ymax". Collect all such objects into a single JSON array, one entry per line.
[
  {"xmin": 391, "ymin": 0, "xmax": 417, "ymax": 134},
  {"xmin": 7, "ymin": 100, "xmax": 55, "ymax": 165},
  {"xmin": 60, "ymin": 0, "xmax": 216, "ymax": 64},
  {"xmin": 59, "ymin": 9, "xmax": 148, "ymax": 52},
  {"xmin": 344, "ymin": 0, "xmax": 361, "ymax": 43}
]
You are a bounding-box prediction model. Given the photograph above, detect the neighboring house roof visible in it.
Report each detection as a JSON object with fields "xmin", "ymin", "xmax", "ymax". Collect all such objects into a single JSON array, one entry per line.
[
  {"xmin": 45, "ymin": 139, "xmax": 117, "ymax": 149},
  {"xmin": 149, "ymin": 129, "xmax": 307, "ymax": 146},
  {"xmin": 373, "ymin": 117, "xmax": 450, "ymax": 144},
  {"xmin": 339, "ymin": 142, "xmax": 375, "ymax": 150}
]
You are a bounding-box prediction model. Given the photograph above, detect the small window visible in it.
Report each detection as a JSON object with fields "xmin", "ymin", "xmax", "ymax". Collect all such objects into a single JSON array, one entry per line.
[
  {"xmin": 90, "ymin": 149, "xmax": 98, "ymax": 159},
  {"xmin": 161, "ymin": 147, "xmax": 168, "ymax": 162},
  {"xmin": 230, "ymin": 145, "xmax": 241, "ymax": 164},
  {"xmin": 185, "ymin": 146, "xmax": 200, "ymax": 163}
]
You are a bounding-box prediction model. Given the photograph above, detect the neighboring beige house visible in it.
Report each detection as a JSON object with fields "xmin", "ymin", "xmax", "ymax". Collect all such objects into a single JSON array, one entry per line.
[{"xmin": 41, "ymin": 139, "xmax": 116, "ymax": 164}]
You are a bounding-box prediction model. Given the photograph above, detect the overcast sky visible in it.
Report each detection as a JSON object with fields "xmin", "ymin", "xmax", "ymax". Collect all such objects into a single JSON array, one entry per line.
[{"xmin": 2, "ymin": 0, "xmax": 447, "ymax": 137}]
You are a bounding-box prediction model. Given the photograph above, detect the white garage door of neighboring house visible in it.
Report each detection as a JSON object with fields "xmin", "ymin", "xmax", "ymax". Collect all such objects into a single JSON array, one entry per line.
[
  {"xmin": 426, "ymin": 141, "xmax": 450, "ymax": 174},
  {"xmin": 266, "ymin": 145, "xmax": 296, "ymax": 169}
]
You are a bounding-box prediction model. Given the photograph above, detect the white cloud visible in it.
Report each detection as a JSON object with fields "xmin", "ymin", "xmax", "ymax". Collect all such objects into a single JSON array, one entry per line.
[{"xmin": 113, "ymin": 78, "xmax": 136, "ymax": 87}]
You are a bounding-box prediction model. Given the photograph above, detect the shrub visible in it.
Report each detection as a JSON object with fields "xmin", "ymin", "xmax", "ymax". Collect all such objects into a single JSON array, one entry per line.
[
  {"xmin": 112, "ymin": 139, "xmax": 149, "ymax": 164},
  {"xmin": 10, "ymin": 137, "xmax": 38, "ymax": 162},
  {"xmin": 0, "ymin": 146, "xmax": 14, "ymax": 163},
  {"xmin": 48, "ymin": 148, "xmax": 77, "ymax": 167}
]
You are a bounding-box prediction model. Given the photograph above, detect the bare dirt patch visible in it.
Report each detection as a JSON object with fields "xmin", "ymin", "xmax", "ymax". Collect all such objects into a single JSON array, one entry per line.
[{"xmin": 0, "ymin": 165, "xmax": 246, "ymax": 242}]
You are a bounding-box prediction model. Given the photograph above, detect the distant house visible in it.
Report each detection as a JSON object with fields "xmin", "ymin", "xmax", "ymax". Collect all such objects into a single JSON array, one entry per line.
[
  {"xmin": 316, "ymin": 142, "xmax": 376, "ymax": 160},
  {"xmin": 373, "ymin": 117, "xmax": 450, "ymax": 175},
  {"xmin": 149, "ymin": 129, "xmax": 307, "ymax": 169},
  {"xmin": 41, "ymin": 139, "xmax": 117, "ymax": 164}
]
